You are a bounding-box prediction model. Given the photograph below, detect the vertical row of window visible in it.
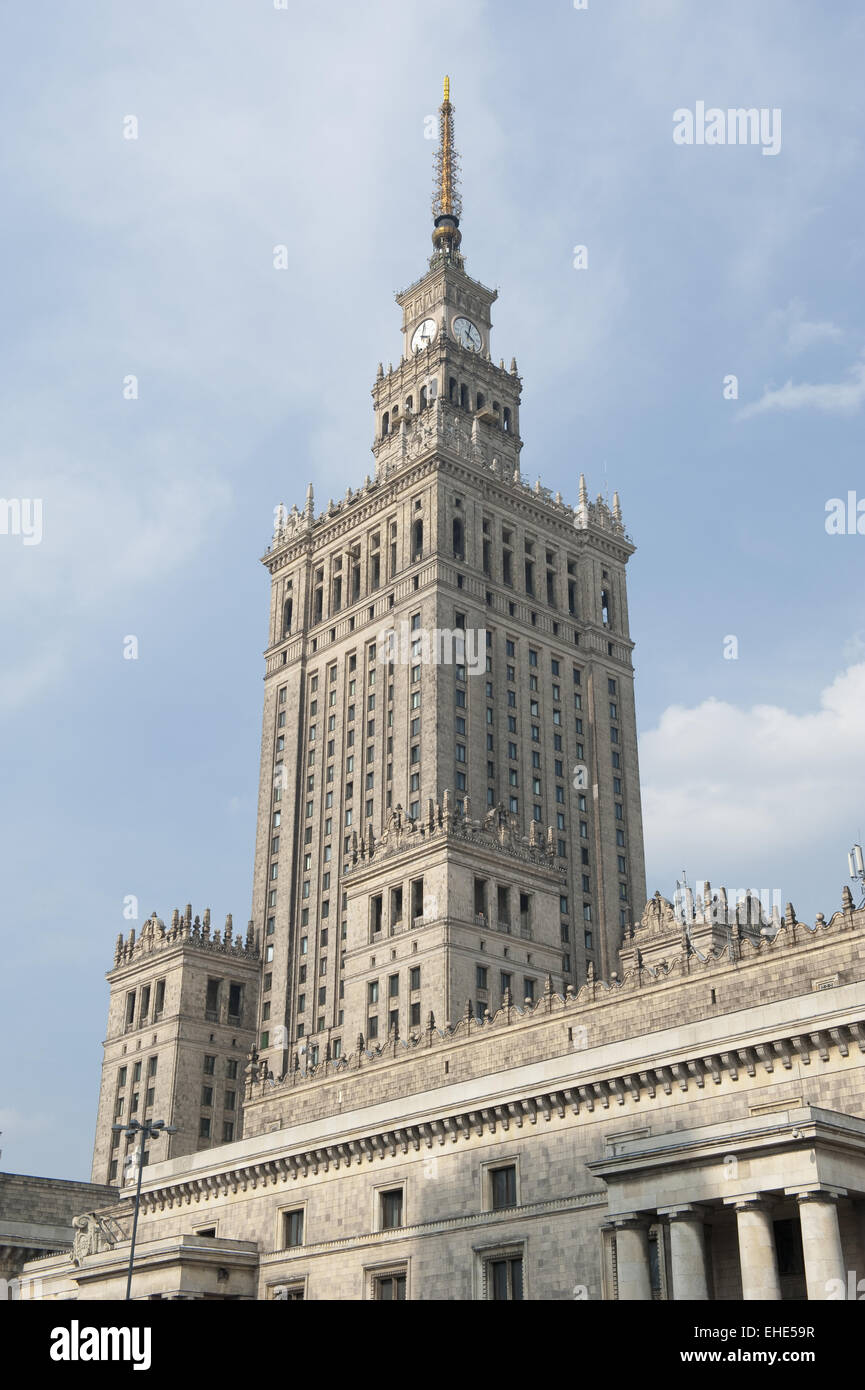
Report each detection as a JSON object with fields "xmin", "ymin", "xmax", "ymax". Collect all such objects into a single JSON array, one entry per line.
[
  {"xmin": 198, "ymin": 1054, "xmax": 240, "ymax": 1145},
  {"xmin": 365, "ymin": 964, "xmax": 422, "ymax": 1041},
  {"xmin": 608, "ymin": 675, "xmax": 630, "ymax": 928},
  {"xmin": 110, "ymin": 1055, "xmax": 158, "ymax": 1180}
]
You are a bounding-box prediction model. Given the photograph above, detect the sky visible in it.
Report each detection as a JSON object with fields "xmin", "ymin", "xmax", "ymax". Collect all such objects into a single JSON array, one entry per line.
[{"xmin": 1, "ymin": 0, "xmax": 863, "ymax": 1180}]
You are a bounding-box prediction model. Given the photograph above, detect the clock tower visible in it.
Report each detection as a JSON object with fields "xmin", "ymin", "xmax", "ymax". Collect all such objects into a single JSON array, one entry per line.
[
  {"xmin": 254, "ymin": 79, "xmax": 646, "ymax": 1079},
  {"xmin": 372, "ymin": 79, "xmax": 521, "ymax": 485}
]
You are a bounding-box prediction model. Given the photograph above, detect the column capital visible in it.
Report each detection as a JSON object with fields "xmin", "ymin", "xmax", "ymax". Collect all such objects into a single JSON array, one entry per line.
[
  {"xmin": 723, "ymin": 1193, "xmax": 776, "ymax": 1213},
  {"xmin": 657, "ymin": 1204, "xmax": 706, "ymax": 1223},
  {"xmin": 611, "ymin": 1213, "xmax": 652, "ymax": 1232},
  {"xmin": 787, "ymin": 1185, "xmax": 847, "ymax": 1204}
]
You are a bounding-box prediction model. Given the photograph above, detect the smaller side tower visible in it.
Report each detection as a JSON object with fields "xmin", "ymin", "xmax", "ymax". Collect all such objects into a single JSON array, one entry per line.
[{"xmin": 91, "ymin": 907, "xmax": 261, "ymax": 1185}]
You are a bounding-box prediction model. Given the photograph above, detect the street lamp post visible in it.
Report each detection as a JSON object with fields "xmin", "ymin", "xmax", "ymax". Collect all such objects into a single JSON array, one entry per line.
[{"xmin": 111, "ymin": 1118, "xmax": 177, "ymax": 1301}]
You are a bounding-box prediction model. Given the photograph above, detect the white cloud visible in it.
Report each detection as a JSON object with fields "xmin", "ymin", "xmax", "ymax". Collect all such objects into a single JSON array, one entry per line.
[
  {"xmin": 739, "ymin": 355, "xmax": 865, "ymax": 418},
  {"xmin": 770, "ymin": 298, "xmax": 843, "ymax": 354},
  {"xmin": 640, "ymin": 663, "xmax": 865, "ymax": 914}
]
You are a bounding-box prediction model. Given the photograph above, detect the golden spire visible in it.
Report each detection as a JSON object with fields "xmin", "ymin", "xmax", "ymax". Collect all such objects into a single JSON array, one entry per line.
[{"xmin": 432, "ymin": 76, "xmax": 463, "ymax": 260}]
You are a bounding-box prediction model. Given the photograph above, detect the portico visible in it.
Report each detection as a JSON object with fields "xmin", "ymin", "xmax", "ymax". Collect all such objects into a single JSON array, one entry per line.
[{"xmin": 589, "ymin": 1106, "xmax": 865, "ymax": 1300}]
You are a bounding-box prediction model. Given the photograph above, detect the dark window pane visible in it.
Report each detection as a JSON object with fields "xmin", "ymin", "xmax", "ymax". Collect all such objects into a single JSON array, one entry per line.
[
  {"xmin": 285, "ymin": 1209, "xmax": 304, "ymax": 1247},
  {"xmin": 491, "ymin": 1165, "xmax": 516, "ymax": 1209},
  {"xmin": 381, "ymin": 1189, "xmax": 403, "ymax": 1229}
]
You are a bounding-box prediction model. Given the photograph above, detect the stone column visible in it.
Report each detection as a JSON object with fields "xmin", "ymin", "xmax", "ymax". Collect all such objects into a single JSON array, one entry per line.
[
  {"xmin": 659, "ymin": 1205, "xmax": 709, "ymax": 1300},
  {"xmin": 728, "ymin": 1196, "xmax": 782, "ymax": 1300},
  {"xmin": 613, "ymin": 1215, "xmax": 653, "ymax": 1300},
  {"xmin": 793, "ymin": 1188, "xmax": 847, "ymax": 1301}
]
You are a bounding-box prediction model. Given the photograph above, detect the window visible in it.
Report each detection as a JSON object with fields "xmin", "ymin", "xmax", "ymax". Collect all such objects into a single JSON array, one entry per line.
[
  {"xmin": 203, "ymin": 1055, "xmax": 215, "ymax": 1075},
  {"xmin": 373, "ymin": 1271, "xmax": 406, "ymax": 1301},
  {"xmin": 476, "ymin": 964, "xmax": 488, "ymax": 991},
  {"xmin": 222, "ymin": 1121, "xmax": 234, "ymax": 1142},
  {"xmin": 205, "ymin": 978, "xmax": 220, "ymax": 1020},
  {"xmin": 490, "ymin": 1164, "xmax": 517, "ymax": 1210},
  {"xmin": 199, "ymin": 1117, "xmax": 211, "ymax": 1140},
  {"xmin": 283, "ymin": 1208, "xmax": 304, "ymax": 1248},
  {"xmin": 380, "ymin": 1188, "xmax": 404, "ymax": 1229},
  {"xmin": 486, "ymin": 1253, "xmax": 524, "ymax": 1301}
]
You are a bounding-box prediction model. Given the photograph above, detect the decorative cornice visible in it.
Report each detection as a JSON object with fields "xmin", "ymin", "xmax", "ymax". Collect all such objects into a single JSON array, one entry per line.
[{"xmin": 137, "ymin": 1009, "xmax": 865, "ymax": 1216}]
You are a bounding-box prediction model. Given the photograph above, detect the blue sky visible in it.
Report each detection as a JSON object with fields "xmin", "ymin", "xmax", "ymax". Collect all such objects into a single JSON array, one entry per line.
[{"xmin": 1, "ymin": 0, "xmax": 863, "ymax": 1179}]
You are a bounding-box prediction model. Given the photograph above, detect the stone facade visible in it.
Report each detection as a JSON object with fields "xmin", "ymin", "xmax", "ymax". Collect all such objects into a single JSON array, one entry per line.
[
  {"xmin": 0, "ymin": 1174, "xmax": 117, "ymax": 1292},
  {"xmin": 90, "ymin": 907, "xmax": 260, "ymax": 1185},
  {"xmin": 23, "ymin": 897, "xmax": 865, "ymax": 1301}
]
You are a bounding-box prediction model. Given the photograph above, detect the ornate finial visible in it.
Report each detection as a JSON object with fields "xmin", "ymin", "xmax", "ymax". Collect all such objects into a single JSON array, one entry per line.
[
  {"xmin": 579, "ymin": 473, "xmax": 588, "ymax": 506},
  {"xmin": 305, "ymin": 483, "xmax": 314, "ymax": 519},
  {"xmin": 613, "ymin": 491, "xmax": 622, "ymax": 522},
  {"xmin": 432, "ymin": 78, "xmax": 463, "ymax": 260}
]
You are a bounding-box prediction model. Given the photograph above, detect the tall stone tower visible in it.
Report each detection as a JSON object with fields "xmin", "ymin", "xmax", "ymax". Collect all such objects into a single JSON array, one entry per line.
[
  {"xmin": 252, "ymin": 80, "xmax": 646, "ymax": 1081},
  {"xmin": 91, "ymin": 908, "xmax": 260, "ymax": 1184}
]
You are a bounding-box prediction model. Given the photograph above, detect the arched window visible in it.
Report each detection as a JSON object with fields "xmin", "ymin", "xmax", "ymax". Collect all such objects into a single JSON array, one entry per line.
[
  {"xmin": 601, "ymin": 589, "xmax": 611, "ymax": 627},
  {"xmin": 452, "ymin": 517, "xmax": 464, "ymax": 560},
  {"xmin": 476, "ymin": 392, "xmax": 485, "ymax": 410},
  {"xmin": 449, "ymin": 377, "xmax": 457, "ymax": 403},
  {"xmin": 406, "ymin": 395, "xmax": 413, "ymax": 412},
  {"xmin": 283, "ymin": 597, "xmax": 293, "ymax": 635},
  {"xmin": 460, "ymin": 384, "xmax": 469, "ymax": 409},
  {"xmin": 503, "ymin": 406, "xmax": 512, "ymax": 433},
  {"xmin": 420, "ymin": 385, "xmax": 428, "ymax": 410},
  {"xmin": 412, "ymin": 520, "xmax": 423, "ymax": 561},
  {"xmin": 382, "ymin": 411, "xmax": 390, "ymax": 437}
]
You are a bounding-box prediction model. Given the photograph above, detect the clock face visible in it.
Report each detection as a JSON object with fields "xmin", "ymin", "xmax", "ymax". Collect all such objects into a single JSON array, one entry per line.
[
  {"xmin": 410, "ymin": 318, "xmax": 437, "ymax": 353},
  {"xmin": 453, "ymin": 316, "xmax": 482, "ymax": 352}
]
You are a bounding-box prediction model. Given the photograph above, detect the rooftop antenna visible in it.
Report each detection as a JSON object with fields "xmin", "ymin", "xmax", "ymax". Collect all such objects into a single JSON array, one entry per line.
[{"xmin": 849, "ymin": 842, "xmax": 865, "ymax": 907}]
